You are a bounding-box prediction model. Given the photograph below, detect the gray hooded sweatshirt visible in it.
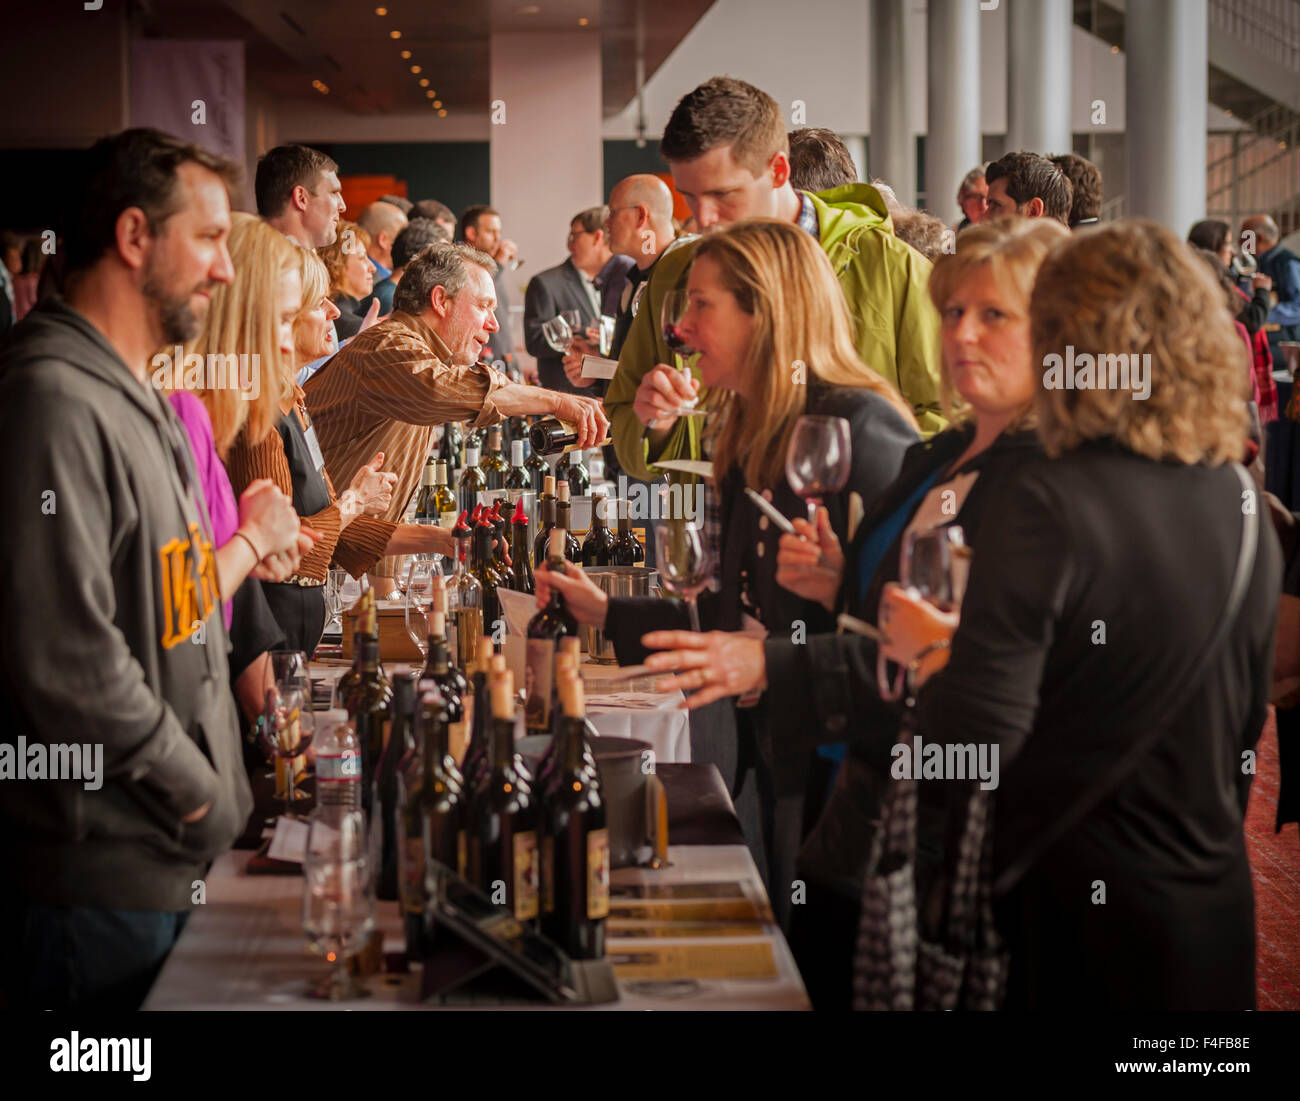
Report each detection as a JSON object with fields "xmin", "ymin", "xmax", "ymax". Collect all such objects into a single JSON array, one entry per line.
[{"xmin": 0, "ymin": 297, "xmax": 253, "ymax": 911}]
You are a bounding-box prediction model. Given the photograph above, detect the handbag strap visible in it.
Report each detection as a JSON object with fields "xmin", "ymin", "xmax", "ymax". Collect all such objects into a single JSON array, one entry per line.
[{"xmin": 993, "ymin": 463, "xmax": 1260, "ymax": 895}]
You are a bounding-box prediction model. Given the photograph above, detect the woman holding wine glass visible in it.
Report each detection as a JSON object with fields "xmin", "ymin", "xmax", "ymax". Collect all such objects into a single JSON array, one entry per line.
[
  {"xmin": 636, "ymin": 217, "xmax": 1069, "ymax": 1008},
  {"xmin": 534, "ymin": 217, "xmax": 920, "ymax": 916}
]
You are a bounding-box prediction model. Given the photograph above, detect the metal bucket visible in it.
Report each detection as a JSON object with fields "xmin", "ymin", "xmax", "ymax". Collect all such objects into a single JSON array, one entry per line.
[
  {"xmin": 516, "ymin": 734, "xmax": 651, "ymax": 867},
  {"xmin": 581, "ymin": 566, "xmax": 657, "ymax": 664}
]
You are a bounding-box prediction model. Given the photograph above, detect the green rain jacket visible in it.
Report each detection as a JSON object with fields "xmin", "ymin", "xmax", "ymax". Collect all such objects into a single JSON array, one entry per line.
[{"xmin": 605, "ymin": 183, "xmax": 946, "ymax": 483}]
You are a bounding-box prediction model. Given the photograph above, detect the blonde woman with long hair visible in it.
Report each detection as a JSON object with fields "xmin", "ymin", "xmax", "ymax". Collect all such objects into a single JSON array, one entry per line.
[
  {"xmin": 170, "ymin": 212, "xmax": 317, "ymax": 720},
  {"xmin": 534, "ymin": 217, "xmax": 920, "ymax": 924}
]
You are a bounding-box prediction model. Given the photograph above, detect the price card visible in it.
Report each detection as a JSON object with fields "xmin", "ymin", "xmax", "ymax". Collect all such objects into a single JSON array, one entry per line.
[
  {"xmin": 581, "ymin": 354, "xmax": 619, "ymax": 380},
  {"xmin": 266, "ymin": 816, "xmax": 309, "ymax": 863}
]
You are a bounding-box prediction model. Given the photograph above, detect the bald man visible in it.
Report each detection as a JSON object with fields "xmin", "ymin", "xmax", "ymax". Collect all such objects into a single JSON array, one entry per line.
[
  {"xmin": 1243, "ymin": 214, "xmax": 1300, "ymax": 369},
  {"xmin": 562, "ymin": 176, "xmax": 679, "ymax": 391},
  {"xmin": 602, "ymin": 176, "xmax": 680, "ymax": 363},
  {"xmin": 357, "ymin": 200, "xmax": 408, "ymax": 315}
]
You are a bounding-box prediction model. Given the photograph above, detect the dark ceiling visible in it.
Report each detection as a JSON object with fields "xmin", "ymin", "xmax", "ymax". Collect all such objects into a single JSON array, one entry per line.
[{"xmin": 132, "ymin": 0, "xmax": 713, "ymax": 120}]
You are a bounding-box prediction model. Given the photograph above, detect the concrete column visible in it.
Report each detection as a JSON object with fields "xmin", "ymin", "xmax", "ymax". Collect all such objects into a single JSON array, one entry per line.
[
  {"xmin": 1006, "ymin": 0, "xmax": 1072, "ymax": 155},
  {"xmin": 870, "ymin": 0, "xmax": 916, "ymax": 206},
  {"xmin": 1125, "ymin": 0, "xmax": 1208, "ymax": 232},
  {"xmin": 489, "ymin": 31, "xmax": 603, "ymax": 363},
  {"xmin": 927, "ymin": 0, "xmax": 982, "ymax": 223}
]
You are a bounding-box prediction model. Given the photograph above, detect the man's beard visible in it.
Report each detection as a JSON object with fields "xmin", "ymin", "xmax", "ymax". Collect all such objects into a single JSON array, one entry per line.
[{"xmin": 143, "ymin": 265, "xmax": 209, "ymax": 345}]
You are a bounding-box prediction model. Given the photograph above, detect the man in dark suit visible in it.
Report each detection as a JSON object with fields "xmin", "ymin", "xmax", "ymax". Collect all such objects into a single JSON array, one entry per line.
[{"xmin": 524, "ymin": 205, "xmax": 633, "ymax": 395}]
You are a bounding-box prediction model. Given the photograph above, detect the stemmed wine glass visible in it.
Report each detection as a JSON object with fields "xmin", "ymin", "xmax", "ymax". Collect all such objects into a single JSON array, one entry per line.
[
  {"xmin": 542, "ymin": 315, "xmax": 572, "ymax": 354},
  {"xmin": 302, "ymin": 808, "xmax": 375, "ymax": 1001},
  {"xmin": 560, "ymin": 308, "xmax": 583, "ymax": 336},
  {"xmin": 660, "ymin": 290, "xmax": 707, "ymax": 419},
  {"xmin": 598, "ymin": 314, "xmax": 616, "ymax": 357},
  {"xmin": 877, "ymin": 526, "xmax": 968, "ymax": 703},
  {"xmin": 403, "ymin": 555, "xmax": 444, "ymax": 657},
  {"xmin": 318, "ymin": 570, "xmax": 347, "ymax": 658},
  {"xmin": 654, "ymin": 518, "xmax": 712, "ymax": 632},
  {"xmin": 785, "ymin": 415, "xmax": 852, "ymax": 523},
  {"xmin": 261, "ymin": 684, "xmax": 316, "ymax": 819}
]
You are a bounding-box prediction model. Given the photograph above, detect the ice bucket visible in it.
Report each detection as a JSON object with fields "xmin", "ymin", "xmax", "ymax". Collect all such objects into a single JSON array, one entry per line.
[{"xmin": 580, "ymin": 566, "xmax": 657, "ymax": 664}]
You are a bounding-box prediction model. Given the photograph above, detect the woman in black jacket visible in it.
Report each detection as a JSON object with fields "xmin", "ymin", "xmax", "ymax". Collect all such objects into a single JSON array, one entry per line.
[
  {"xmin": 637, "ymin": 217, "xmax": 1071, "ymax": 1008},
  {"xmin": 879, "ymin": 221, "xmax": 1280, "ymax": 1009},
  {"xmin": 535, "ymin": 218, "xmax": 919, "ymax": 919}
]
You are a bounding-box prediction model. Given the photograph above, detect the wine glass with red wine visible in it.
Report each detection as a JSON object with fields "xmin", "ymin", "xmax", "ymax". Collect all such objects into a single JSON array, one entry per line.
[
  {"xmin": 785, "ymin": 415, "xmax": 852, "ymax": 523},
  {"xmin": 659, "ymin": 290, "xmax": 707, "ymax": 419}
]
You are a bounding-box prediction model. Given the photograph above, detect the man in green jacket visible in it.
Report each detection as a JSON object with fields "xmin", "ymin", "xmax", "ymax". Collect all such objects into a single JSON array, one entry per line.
[{"xmin": 607, "ymin": 76, "xmax": 945, "ymax": 483}]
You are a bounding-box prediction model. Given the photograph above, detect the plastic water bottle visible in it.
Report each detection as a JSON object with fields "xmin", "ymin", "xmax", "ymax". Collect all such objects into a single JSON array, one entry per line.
[{"xmin": 314, "ymin": 709, "xmax": 361, "ymax": 812}]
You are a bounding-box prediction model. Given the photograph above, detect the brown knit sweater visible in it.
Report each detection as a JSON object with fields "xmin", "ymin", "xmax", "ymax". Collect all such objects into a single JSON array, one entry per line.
[{"xmin": 224, "ymin": 395, "xmax": 395, "ymax": 582}]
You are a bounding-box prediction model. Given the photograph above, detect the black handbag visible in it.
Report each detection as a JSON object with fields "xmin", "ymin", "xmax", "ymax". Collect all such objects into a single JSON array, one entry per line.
[{"xmin": 852, "ymin": 464, "xmax": 1260, "ymax": 1012}]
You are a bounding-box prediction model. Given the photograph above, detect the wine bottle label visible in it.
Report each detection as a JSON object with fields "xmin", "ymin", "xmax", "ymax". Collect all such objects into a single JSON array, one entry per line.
[
  {"xmin": 540, "ymin": 834, "xmax": 555, "ymax": 915},
  {"xmin": 524, "ymin": 638, "xmax": 555, "ymax": 730},
  {"xmin": 447, "ymin": 719, "xmax": 469, "ymax": 767},
  {"xmin": 440, "ymin": 509, "xmax": 459, "ymax": 529},
  {"xmin": 587, "ymin": 828, "xmax": 611, "ymax": 919},
  {"xmin": 402, "ymin": 837, "xmax": 425, "ymax": 914},
  {"xmin": 513, "ymin": 831, "xmax": 539, "ymax": 920}
]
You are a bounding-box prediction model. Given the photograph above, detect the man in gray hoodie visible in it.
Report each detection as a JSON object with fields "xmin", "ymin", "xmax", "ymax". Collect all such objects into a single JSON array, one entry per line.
[{"xmin": 0, "ymin": 129, "xmax": 254, "ymax": 1009}]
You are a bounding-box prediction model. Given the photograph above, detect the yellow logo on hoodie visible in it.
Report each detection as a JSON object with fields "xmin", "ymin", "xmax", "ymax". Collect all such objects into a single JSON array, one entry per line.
[{"xmin": 159, "ymin": 522, "xmax": 219, "ymax": 649}]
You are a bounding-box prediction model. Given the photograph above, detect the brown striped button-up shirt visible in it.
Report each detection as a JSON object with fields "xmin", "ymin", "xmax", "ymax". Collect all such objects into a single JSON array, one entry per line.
[{"xmin": 304, "ymin": 310, "xmax": 508, "ymax": 533}]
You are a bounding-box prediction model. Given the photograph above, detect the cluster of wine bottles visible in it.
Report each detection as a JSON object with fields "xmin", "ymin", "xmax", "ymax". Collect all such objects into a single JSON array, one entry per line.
[{"xmin": 336, "ymin": 574, "xmax": 607, "ymax": 965}]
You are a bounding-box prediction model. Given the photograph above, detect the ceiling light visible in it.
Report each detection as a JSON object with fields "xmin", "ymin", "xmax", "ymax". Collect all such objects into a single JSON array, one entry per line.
[
  {"xmin": 438, "ymin": 109, "xmax": 447, "ymax": 117},
  {"xmin": 390, "ymin": 30, "xmax": 402, "ymax": 39},
  {"xmin": 433, "ymin": 100, "xmax": 442, "ymax": 108},
  {"xmin": 375, "ymin": 6, "xmax": 387, "ymax": 15},
  {"xmin": 400, "ymin": 49, "xmax": 411, "ymax": 58},
  {"xmin": 578, "ymin": 17, "xmax": 589, "ymax": 25},
  {"xmin": 419, "ymin": 78, "xmax": 429, "ymax": 87},
  {"xmin": 426, "ymin": 90, "xmax": 435, "ymax": 98}
]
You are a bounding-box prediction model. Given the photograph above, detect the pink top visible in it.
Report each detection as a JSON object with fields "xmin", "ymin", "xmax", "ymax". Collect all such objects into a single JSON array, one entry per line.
[{"xmin": 169, "ymin": 391, "xmax": 239, "ymax": 629}]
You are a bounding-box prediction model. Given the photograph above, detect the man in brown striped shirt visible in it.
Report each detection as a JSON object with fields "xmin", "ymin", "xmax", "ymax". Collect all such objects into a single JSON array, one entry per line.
[{"xmin": 305, "ymin": 241, "xmax": 607, "ymax": 588}]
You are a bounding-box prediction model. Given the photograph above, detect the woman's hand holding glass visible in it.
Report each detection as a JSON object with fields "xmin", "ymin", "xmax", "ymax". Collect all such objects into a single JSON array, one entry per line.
[
  {"xmin": 533, "ymin": 561, "xmax": 609, "ymax": 628},
  {"xmin": 633, "ymin": 363, "xmax": 701, "ymax": 433},
  {"xmin": 877, "ymin": 582, "xmax": 959, "ymax": 688},
  {"xmin": 641, "ymin": 630, "xmax": 767, "ymax": 710},
  {"xmin": 775, "ymin": 506, "xmax": 844, "ymax": 612}
]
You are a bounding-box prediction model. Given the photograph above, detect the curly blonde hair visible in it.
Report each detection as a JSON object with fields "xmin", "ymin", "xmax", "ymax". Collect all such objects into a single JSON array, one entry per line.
[
  {"xmin": 317, "ymin": 219, "xmax": 371, "ymax": 298},
  {"xmin": 1031, "ymin": 220, "xmax": 1248, "ymax": 465},
  {"xmin": 926, "ymin": 217, "xmax": 1069, "ymax": 424}
]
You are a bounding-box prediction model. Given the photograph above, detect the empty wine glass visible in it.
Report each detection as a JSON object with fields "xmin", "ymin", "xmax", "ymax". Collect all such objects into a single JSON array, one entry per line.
[
  {"xmin": 541, "ymin": 315, "xmax": 572, "ymax": 354},
  {"xmin": 560, "ymin": 308, "xmax": 583, "ymax": 334},
  {"xmin": 654, "ymin": 518, "xmax": 712, "ymax": 632},
  {"xmin": 302, "ymin": 808, "xmax": 375, "ymax": 1000},
  {"xmin": 877, "ymin": 525, "xmax": 968, "ymax": 703},
  {"xmin": 659, "ymin": 290, "xmax": 707, "ymax": 419},
  {"xmin": 261, "ymin": 684, "xmax": 316, "ymax": 818},
  {"xmin": 403, "ymin": 555, "xmax": 443, "ymax": 656},
  {"xmin": 785, "ymin": 415, "xmax": 852, "ymax": 523}
]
